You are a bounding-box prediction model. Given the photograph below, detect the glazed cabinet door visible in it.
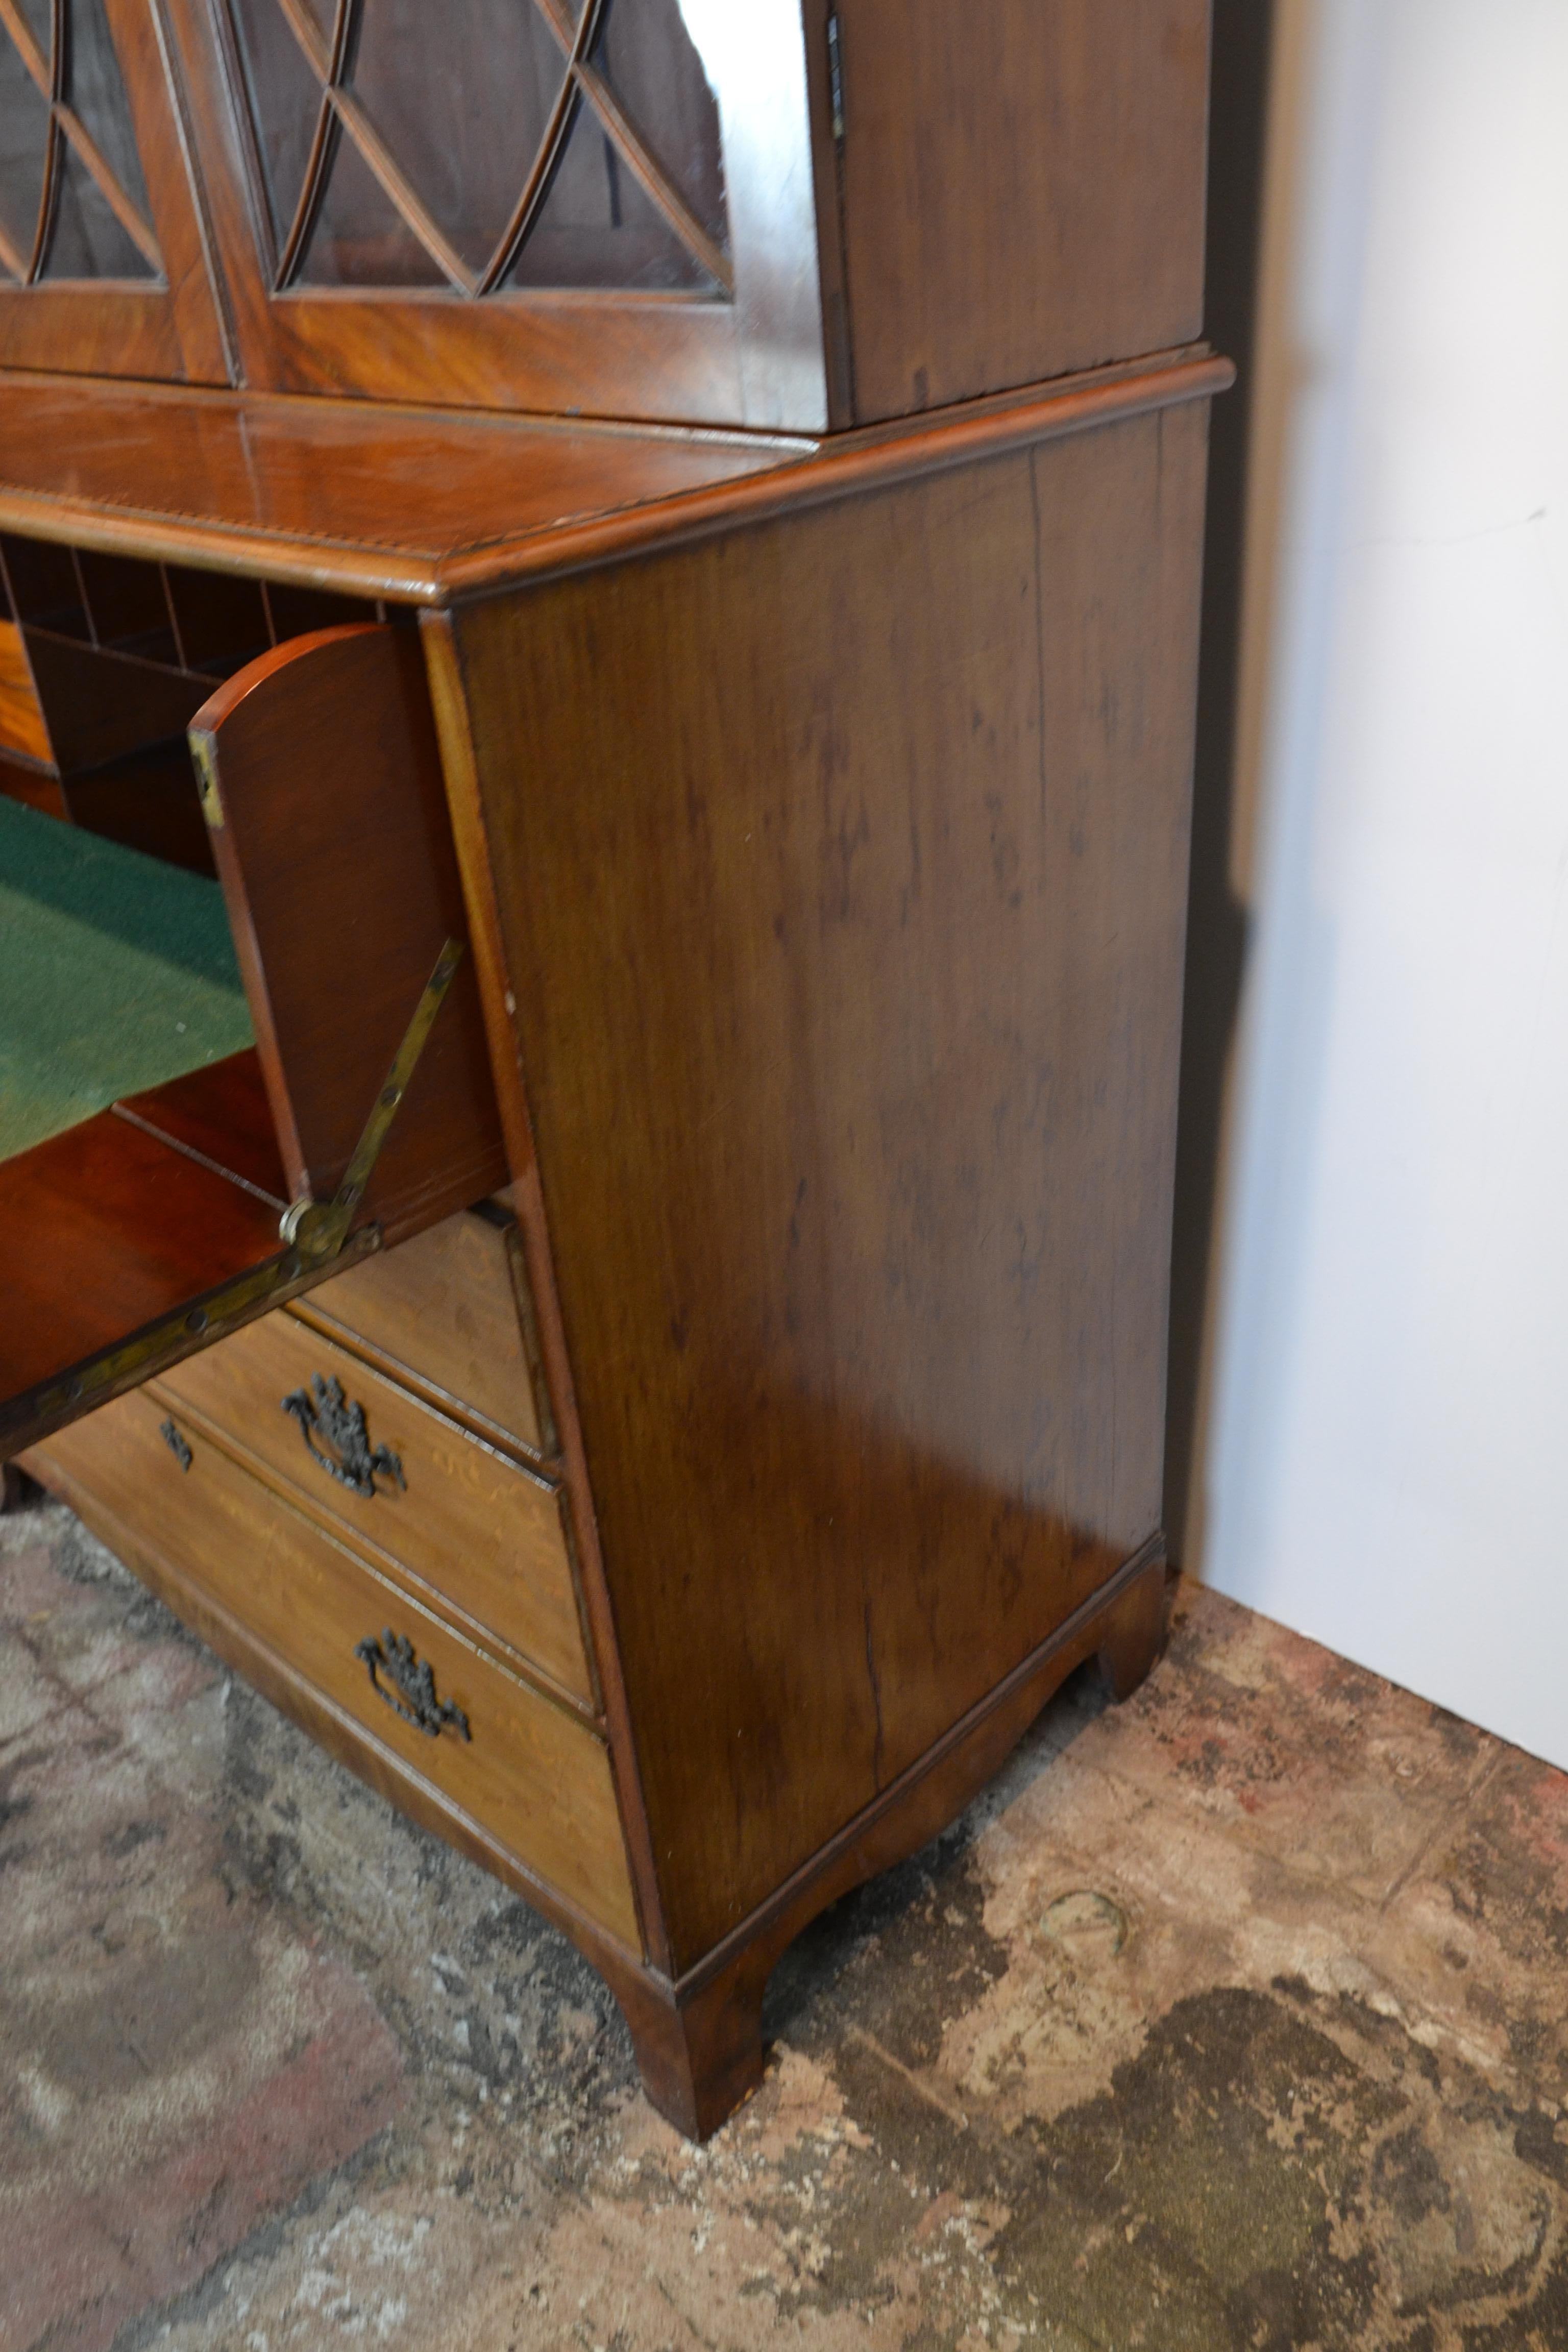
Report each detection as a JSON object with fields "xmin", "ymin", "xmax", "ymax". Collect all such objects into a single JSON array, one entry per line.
[
  {"xmin": 0, "ymin": 0, "xmax": 229, "ymax": 379},
  {"xmin": 162, "ymin": 0, "xmax": 829, "ymax": 428}
]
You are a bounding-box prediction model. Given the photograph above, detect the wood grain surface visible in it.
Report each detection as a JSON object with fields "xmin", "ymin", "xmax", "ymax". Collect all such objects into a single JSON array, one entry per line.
[
  {"xmin": 0, "ymin": 357, "xmax": 1228, "ymax": 601},
  {"xmin": 421, "ymin": 607, "xmax": 677, "ymax": 1973},
  {"xmin": 113, "ymin": 1048, "xmax": 289, "ymax": 1205},
  {"xmin": 0, "ymin": 1111, "xmax": 281, "ymax": 1408},
  {"xmin": 0, "ymin": 753, "xmax": 66, "ymax": 818},
  {"xmin": 155, "ymin": 0, "xmax": 827, "ymax": 432},
  {"xmin": 0, "ymin": 373, "xmax": 804, "ymax": 599},
  {"xmin": 451, "ymin": 397, "xmax": 1212, "ymax": 1967},
  {"xmin": 291, "ymin": 1204, "xmax": 549, "ymax": 1460},
  {"xmin": 21, "ymin": 629, "xmax": 212, "ymax": 773},
  {"xmin": 59, "ymin": 746, "xmax": 215, "ymax": 876},
  {"xmin": 831, "ymin": 0, "xmax": 1212, "ymax": 420},
  {"xmin": 0, "ymin": 619, "xmax": 48, "ymax": 763},
  {"xmin": 23, "ymin": 1430, "xmax": 650, "ymax": 1983}
]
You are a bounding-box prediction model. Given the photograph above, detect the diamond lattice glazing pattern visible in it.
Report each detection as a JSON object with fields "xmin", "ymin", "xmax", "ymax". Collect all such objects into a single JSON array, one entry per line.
[
  {"xmin": 226, "ymin": 0, "xmax": 730, "ymax": 297},
  {"xmin": 0, "ymin": 0, "xmax": 159, "ymax": 283}
]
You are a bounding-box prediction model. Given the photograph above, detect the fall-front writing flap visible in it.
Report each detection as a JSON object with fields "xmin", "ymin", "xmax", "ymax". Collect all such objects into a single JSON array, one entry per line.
[{"xmin": 1, "ymin": 622, "xmax": 506, "ymax": 1458}]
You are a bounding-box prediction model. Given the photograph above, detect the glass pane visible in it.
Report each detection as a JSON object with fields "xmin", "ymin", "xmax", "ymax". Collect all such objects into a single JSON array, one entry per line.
[
  {"xmin": 43, "ymin": 140, "xmax": 152, "ymax": 277},
  {"xmin": 349, "ymin": 0, "xmax": 568, "ymax": 278},
  {"xmin": 66, "ymin": 0, "xmax": 152, "ymax": 226},
  {"xmin": 596, "ymin": 0, "xmax": 725, "ymax": 250},
  {"xmin": 226, "ymin": 0, "xmax": 322, "ymax": 255},
  {"xmin": 0, "ymin": 37, "xmax": 49, "ymax": 275},
  {"xmin": 505, "ymin": 93, "xmax": 709, "ymax": 291},
  {"xmin": 222, "ymin": 0, "xmax": 728, "ymax": 295},
  {"xmin": 298, "ymin": 118, "xmax": 445, "ymax": 285}
]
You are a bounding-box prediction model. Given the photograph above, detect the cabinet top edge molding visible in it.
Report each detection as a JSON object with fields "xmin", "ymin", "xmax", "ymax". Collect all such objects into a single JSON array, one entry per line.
[{"xmin": 0, "ymin": 347, "xmax": 1230, "ymax": 602}]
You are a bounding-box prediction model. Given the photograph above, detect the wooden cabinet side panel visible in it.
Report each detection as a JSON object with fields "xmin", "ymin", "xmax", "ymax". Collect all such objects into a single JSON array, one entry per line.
[
  {"xmin": 421, "ymin": 607, "xmax": 672, "ymax": 1973},
  {"xmin": 834, "ymin": 0, "xmax": 1212, "ymax": 421},
  {"xmin": 452, "ymin": 402, "xmax": 1212, "ymax": 1968}
]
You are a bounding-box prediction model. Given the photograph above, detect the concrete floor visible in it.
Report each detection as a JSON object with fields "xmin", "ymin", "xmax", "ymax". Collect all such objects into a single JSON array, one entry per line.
[{"xmin": 3, "ymin": 1490, "xmax": 1567, "ymax": 2352}]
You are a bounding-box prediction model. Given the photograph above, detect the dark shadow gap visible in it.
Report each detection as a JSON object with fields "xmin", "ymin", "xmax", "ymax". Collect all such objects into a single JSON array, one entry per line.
[{"xmin": 1165, "ymin": 0, "xmax": 1278, "ymax": 1562}]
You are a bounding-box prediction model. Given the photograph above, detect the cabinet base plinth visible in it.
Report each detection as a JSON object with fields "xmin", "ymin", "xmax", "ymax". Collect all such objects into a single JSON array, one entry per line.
[
  {"xmin": 612, "ymin": 1957, "xmax": 772, "ymax": 2142},
  {"xmin": 617, "ymin": 1547, "xmax": 1171, "ymax": 2140},
  {"xmin": 20, "ymin": 1438, "xmax": 1169, "ymax": 2144}
]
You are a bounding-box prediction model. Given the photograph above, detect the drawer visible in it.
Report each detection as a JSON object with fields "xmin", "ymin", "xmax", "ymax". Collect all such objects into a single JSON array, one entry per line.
[
  {"xmin": 30, "ymin": 1389, "xmax": 639, "ymax": 1947},
  {"xmin": 289, "ymin": 1202, "xmax": 551, "ymax": 1459},
  {"xmin": 155, "ymin": 1313, "xmax": 592, "ymax": 1707}
]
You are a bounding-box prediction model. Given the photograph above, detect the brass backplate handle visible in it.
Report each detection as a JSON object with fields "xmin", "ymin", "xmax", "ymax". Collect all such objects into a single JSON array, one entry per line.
[
  {"xmin": 159, "ymin": 1418, "xmax": 193, "ymax": 1472},
  {"xmin": 281, "ymin": 1373, "xmax": 404, "ymax": 1499},
  {"xmin": 354, "ymin": 1631, "xmax": 471, "ymax": 1742}
]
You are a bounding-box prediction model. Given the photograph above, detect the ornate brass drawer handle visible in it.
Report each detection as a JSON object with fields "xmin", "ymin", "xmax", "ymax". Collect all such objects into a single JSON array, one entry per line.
[
  {"xmin": 354, "ymin": 1630, "xmax": 471, "ymax": 1742},
  {"xmin": 281, "ymin": 1373, "xmax": 405, "ymax": 1499},
  {"xmin": 159, "ymin": 1418, "xmax": 193, "ymax": 1472}
]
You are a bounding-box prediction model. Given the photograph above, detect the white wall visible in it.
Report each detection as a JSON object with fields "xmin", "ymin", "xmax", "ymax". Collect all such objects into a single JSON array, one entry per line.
[{"xmin": 1196, "ymin": 0, "xmax": 1568, "ymax": 1767}]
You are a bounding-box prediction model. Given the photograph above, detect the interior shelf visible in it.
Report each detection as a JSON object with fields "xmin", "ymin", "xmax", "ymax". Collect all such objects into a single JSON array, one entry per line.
[{"xmin": 0, "ymin": 1059, "xmax": 286, "ymax": 1406}]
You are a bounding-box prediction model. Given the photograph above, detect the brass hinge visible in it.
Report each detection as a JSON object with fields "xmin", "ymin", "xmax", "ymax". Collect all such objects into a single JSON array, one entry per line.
[
  {"xmin": 189, "ymin": 732, "xmax": 225, "ymax": 829},
  {"xmin": 827, "ymin": 12, "xmax": 845, "ymax": 143}
]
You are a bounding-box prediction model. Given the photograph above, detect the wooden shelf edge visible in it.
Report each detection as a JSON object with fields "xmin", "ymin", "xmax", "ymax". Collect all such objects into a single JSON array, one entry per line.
[
  {"xmin": 442, "ymin": 350, "xmax": 1236, "ymax": 602},
  {"xmin": 0, "ymin": 349, "xmax": 1233, "ymax": 605}
]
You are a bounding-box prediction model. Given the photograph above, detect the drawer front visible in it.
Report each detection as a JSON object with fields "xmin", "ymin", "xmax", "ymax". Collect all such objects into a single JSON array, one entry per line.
[
  {"xmin": 291, "ymin": 1205, "xmax": 550, "ymax": 1458},
  {"xmin": 31, "ymin": 1390, "xmax": 639, "ymax": 1946},
  {"xmin": 156, "ymin": 1313, "xmax": 592, "ymax": 1706}
]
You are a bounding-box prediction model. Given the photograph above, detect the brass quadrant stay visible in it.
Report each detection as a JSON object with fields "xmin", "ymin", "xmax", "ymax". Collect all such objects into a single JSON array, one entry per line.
[{"xmin": 282, "ymin": 935, "xmax": 464, "ymax": 1267}]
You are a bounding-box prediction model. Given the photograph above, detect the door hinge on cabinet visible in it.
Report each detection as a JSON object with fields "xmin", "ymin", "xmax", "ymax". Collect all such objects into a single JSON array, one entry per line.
[{"xmin": 827, "ymin": 13, "xmax": 845, "ymax": 143}]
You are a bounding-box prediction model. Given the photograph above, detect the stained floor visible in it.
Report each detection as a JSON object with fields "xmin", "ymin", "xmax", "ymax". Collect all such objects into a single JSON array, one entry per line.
[{"xmin": 3, "ymin": 1488, "xmax": 1567, "ymax": 2351}]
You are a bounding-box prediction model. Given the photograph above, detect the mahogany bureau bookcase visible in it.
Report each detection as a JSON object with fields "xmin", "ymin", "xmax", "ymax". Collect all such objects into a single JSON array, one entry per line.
[{"xmin": 0, "ymin": 0, "xmax": 1229, "ymax": 2136}]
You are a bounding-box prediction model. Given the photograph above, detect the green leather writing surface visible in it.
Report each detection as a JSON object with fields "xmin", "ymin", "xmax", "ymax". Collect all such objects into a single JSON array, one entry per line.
[{"xmin": 0, "ymin": 800, "xmax": 253, "ymax": 1160}]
